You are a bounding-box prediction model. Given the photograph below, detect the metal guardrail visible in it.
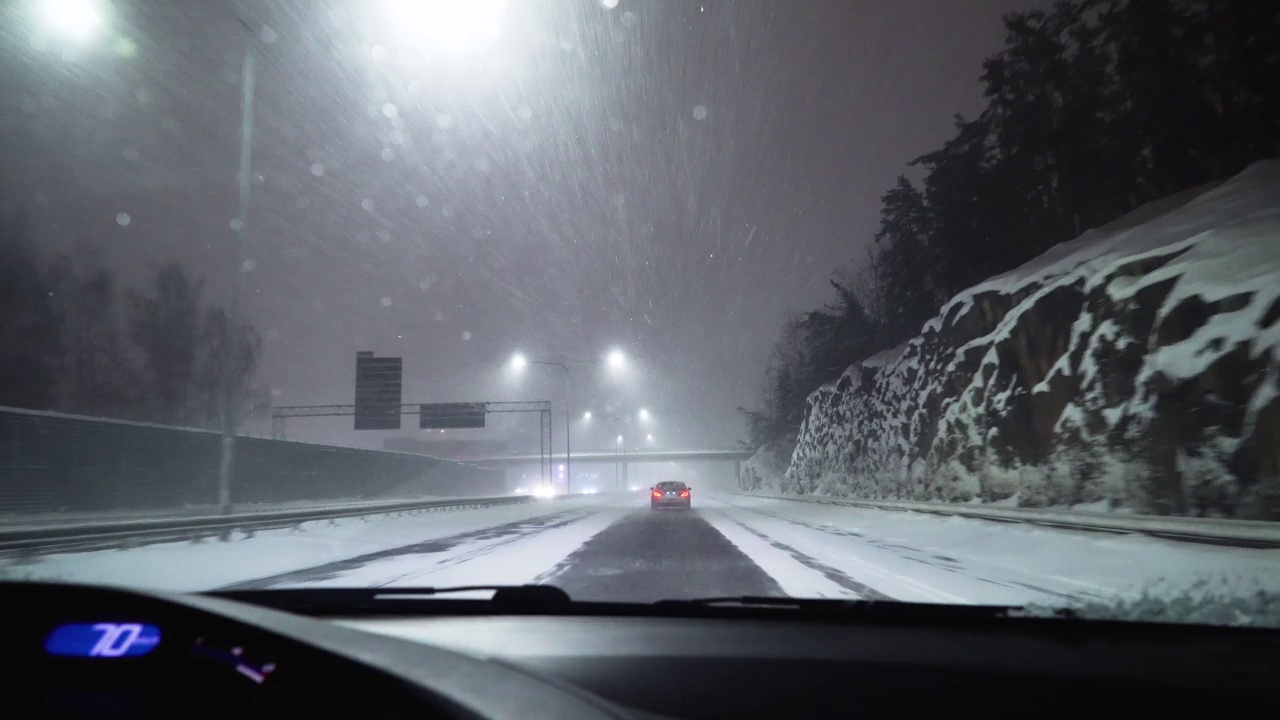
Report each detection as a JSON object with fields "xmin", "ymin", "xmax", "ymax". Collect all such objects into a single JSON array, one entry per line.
[
  {"xmin": 1, "ymin": 494, "xmax": 582, "ymax": 558},
  {"xmin": 733, "ymin": 493, "xmax": 1280, "ymax": 549}
]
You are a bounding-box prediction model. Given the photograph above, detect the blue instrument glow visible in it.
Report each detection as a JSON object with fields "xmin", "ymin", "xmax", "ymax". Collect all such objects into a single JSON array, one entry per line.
[{"xmin": 45, "ymin": 623, "xmax": 162, "ymax": 658}]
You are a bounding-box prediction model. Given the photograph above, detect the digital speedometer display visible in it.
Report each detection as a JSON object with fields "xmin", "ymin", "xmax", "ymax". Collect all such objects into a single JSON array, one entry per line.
[{"xmin": 45, "ymin": 623, "xmax": 162, "ymax": 658}]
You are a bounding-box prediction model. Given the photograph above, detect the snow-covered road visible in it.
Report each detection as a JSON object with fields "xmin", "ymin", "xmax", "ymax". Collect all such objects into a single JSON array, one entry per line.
[{"xmin": 4, "ymin": 494, "xmax": 1278, "ymax": 607}]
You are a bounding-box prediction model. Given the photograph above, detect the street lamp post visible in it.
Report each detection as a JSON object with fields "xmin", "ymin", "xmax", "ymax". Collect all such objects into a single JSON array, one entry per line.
[
  {"xmin": 511, "ymin": 351, "xmax": 625, "ymax": 494},
  {"xmin": 616, "ymin": 434, "xmax": 624, "ymax": 490},
  {"xmin": 587, "ymin": 407, "xmax": 651, "ymax": 492},
  {"xmin": 614, "ymin": 430, "xmax": 624, "ymax": 486},
  {"xmin": 218, "ymin": 25, "xmax": 256, "ymax": 515},
  {"xmin": 559, "ymin": 364, "xmax": 577, "ymax": 494}
]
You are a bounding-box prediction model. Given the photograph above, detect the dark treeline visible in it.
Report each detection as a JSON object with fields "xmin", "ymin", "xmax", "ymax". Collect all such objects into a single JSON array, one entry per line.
[
  {"xmin": 742, "ymin": 0, "xmax": 1279, "ymax": 452},
  {"xmin": 0, "ymin": 209, "xmax": 267, "ymax": 429}
]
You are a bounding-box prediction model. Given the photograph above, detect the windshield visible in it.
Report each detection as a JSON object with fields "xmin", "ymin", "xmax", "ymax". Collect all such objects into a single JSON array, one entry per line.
[{"xmin": 1, "ymin": 0, "xmax": 1278, "ymax": 628}]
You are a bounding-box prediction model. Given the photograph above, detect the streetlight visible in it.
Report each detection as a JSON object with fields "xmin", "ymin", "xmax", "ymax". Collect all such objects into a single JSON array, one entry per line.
[
  {"xmin": 582, "ymin": 411, "xmax": 592, "ymax": 421},
  {"xmin": 585, "ymin": 406, "xmax": 652, "ymax": 490},
  {"xmin": 508, "ymin": 350, "xmax": 627, "ymax": 494},
  {"xmin": 384, "ymin": 0, "xmax": 507, "ymax": 58},
  {"xmin": 41, "ymin": 0, "xmax": 104, "ymax": 41}
]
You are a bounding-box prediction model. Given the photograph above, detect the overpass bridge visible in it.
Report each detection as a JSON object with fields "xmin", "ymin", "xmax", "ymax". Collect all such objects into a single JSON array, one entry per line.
[
  {"xmin": 457, "ymin": 448, "xmax": 755, "ymax": 487},
  {"xmin": 458, "ymin": 449, "xmax": 753, "ymax": 466}
]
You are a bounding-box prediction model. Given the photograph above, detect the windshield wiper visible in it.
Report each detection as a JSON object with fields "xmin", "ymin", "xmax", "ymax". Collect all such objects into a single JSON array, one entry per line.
[
  {"xmin": 654, "ymin": 595, "xmax": 1018, "ymax": 619},
  {"xmin": 654, "ymin": 596, "xmax": 855, "ymax": 608},
  {"xmin": 210, "ymin": 584, "xmax": 571, "ymax": 614},
  {"xmin": 212, "ymin": 586, "xmax": 1018, "ymax": 624}
]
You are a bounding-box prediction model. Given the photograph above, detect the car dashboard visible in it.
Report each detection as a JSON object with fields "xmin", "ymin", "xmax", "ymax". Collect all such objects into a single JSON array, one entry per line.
[
  {"xmin": 337, "ymin": 612, "xmax": 1280, "ymax": 718},
  {"xmin": 5, "ymin": 583, "xmax": 631, "ymax": 719},
  {"xmin": 5, "ymin": 582, "xmax": 1279, "ymax": 719}
]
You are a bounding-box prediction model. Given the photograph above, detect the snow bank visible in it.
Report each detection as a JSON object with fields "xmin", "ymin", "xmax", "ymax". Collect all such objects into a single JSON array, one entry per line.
[
  {"xmin": 739, "ymin": 440, "xmax": 793, "ymax": 492},
  {"xmin": 785, "ymin": 161, "xmax": 1280, "ymax": 519}
]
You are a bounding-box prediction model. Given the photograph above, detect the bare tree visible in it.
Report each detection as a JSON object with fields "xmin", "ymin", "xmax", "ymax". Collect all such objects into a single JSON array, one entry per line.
[{"xmin": 127, "ymin": 263, "xmax": 203, "ymax": 425}]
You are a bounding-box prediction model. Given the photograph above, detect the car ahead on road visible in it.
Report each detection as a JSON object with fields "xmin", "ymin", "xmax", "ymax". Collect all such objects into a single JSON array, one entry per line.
[{"xmin": 651, "ymin": 481, "xmax": 691, "ymax": 510}]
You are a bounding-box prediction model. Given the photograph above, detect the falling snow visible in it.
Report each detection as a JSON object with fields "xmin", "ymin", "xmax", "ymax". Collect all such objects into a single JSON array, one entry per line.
[{"xmin": 0, "ymin": 0, "xmax": 1118, "ymax": 454}]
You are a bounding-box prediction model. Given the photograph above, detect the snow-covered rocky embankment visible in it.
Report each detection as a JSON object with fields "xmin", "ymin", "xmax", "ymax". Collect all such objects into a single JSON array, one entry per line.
[
  {"xmin": 775, "ymin": 161, "xmax": 1280, "ymax": 519},
  {"xmin": 739, "ymin": 439, "xmax": 792, "ymax": 493}
]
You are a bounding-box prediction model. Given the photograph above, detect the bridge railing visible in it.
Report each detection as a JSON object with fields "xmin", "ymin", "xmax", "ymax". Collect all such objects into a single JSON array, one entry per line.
[
  {"xmin": 459, "ymin": 449, "xmax": 753, "ymax": 464},
  {"xmin": 0, "ymin": 406, "xmax": 501, "ymax": 516}
]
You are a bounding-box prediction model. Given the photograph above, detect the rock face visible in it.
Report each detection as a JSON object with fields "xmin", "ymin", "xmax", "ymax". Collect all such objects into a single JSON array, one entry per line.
[{"xmin": 777, "ymin": 161, "xmax": 1280, "ymax": 519}]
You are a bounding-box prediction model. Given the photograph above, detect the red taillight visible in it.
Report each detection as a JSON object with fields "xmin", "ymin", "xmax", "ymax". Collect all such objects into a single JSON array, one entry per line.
[
  {"xmin": 680, "ymin": 490, "xmax": 690, "ymax": 498},
  {"xmin": 652, "ymin": 490, "xmax": 662, "ymax": 499}
]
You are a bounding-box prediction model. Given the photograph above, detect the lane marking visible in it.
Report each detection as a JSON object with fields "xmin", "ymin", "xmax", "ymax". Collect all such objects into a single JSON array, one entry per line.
[
  {"xmin": 721, "ymin": 514, "xmax": 895, "ymax": 600},
  {"xmin": 697, "ymin": 505, "xmax": 876, "ymax": 600}
]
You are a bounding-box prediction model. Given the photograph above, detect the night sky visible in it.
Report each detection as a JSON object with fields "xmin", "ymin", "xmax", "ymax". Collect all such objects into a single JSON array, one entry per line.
[{"xmin": 0, "ymin": 0, "xmax": 1042, "ymax": 452}]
